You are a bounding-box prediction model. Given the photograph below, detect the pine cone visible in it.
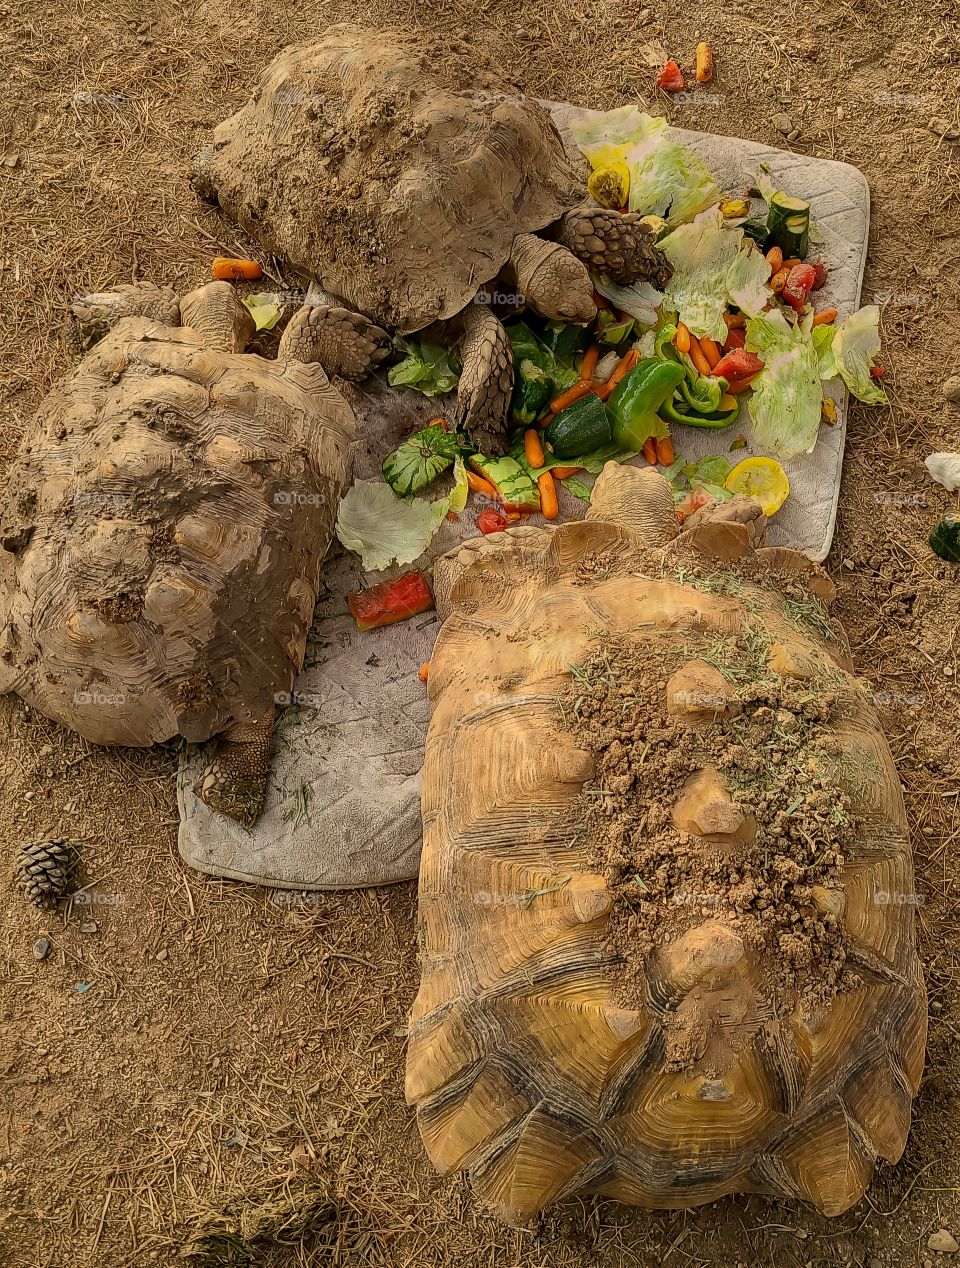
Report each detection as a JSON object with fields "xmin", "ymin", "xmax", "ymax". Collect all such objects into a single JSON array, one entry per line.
[
  {"xmin": 555, "ymin": 206, "xmax": 674, "ymax": 289},
  {"xmin": 15, "ymin": 839, "xmax": 74, "ymax": 907}
]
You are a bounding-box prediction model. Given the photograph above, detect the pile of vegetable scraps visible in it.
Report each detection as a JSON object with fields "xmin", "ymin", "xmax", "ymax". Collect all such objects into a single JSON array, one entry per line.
[{"xmin": 335, "ymin": 106, "xmax": 888, "ymax": 626}]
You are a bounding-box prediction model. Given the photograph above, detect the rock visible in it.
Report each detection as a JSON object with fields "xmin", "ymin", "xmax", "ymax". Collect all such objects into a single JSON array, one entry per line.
[
  {"xmin": 156, "ymin": 948, "xmax": 169, "ymax": 962},
  {"xmin": 943, "ymin": 376, "xmax": 960, "ymax": 402},
  {"xmin": 772, "ymin": 112, "xmax": 793, "ymax": 135},
  {"xmin": 33, "ymin": 938, "xmax": 51, "ymax": 961},
  {"xmin": 930, "ymin": 1000, "xmax": 943, "ymax": 1013},
  {"xmin": 928, "ymin": 1229, "xmax": 959, "ymax": 1253},
  {"xmin": 79, "ymin": 920, "xmax": 97, "ymax": 934},
  {"xmin": 836, "ymin": 106, "xmax": 845, "ymax": 120},
  {"xmin": 787, "ymin": 128, "xmax": 801, "ymax": 142},
  {"xmin": 928, "ymin": 118, "xmax": 960, "ymax": 141}
]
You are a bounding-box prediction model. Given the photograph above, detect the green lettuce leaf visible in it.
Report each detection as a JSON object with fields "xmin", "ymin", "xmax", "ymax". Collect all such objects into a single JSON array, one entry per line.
[
  {"xmin": 831, "ymin": 306, "xmax": 887, "ymax": 404},
  {"xmin": 570, "ymin": 107, "xmax": 719, "ymax": 226},
  {"xmin": 812, "ymin": 323, "xmax": 838, "ymax": 380},
  {"xmin": 336, "ymin": 480, "xmax": 449, "ymax": 572},
  {"xmin": 660, "ymin": 208, "xmax": 772, "ymax": 343},
  {"xmin": 744, "ymin": 311, "xmax": 824, "ymax": 460},
  {"xmin": 243, "ymin": 292, "xmax": 284, "ymax": 331},
  {"xmin": 388, "ymin": 338, "xmax": 460, "ymax": 397},
  {"xmin": 592, "ymin": 275, "xmax": 663, "ymax": 326}
]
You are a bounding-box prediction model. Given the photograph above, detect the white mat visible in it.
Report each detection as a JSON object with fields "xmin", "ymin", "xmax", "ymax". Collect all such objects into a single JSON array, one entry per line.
[{"xmin": 177, "ymin": 109, "xmax": 869, "ymax": 890}]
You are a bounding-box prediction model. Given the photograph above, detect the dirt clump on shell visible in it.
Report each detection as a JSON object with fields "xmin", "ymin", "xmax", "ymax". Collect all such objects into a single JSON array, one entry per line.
[{"xmin": 561, "ymin": 558, "xmax": 861, "ymax": 1073}]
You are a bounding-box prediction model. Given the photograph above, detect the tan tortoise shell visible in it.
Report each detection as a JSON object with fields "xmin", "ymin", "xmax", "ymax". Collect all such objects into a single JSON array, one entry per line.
[
  {"xmin": 406, "ymin": 513, "xmax": 926, "ymax": 1223},
  {"xmin": 0, "ymin": 318, "xmax": 354, "ymax": 747}
]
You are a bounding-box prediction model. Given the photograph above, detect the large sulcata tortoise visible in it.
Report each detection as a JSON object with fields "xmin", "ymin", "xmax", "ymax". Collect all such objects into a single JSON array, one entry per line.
[
  {"xmin": 406, "ymin": 464, "xmax": 926, "ymax": 1222},
  {"xmin": 192, "ymin": 24, "xmax": 671, "ymax": 451},
  {"xmin": 0, "ymin": 281, "xmax": 355, "ymax": 825}
]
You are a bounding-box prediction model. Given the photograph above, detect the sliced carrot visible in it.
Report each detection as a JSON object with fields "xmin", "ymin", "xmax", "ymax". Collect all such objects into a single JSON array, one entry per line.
[
  {"xmin": 722, "ymin": 311, "xmax": 746, "ymax": 330},
  {"xmin": 656, "ymin": 435, "xmax": 675, "ymax": 465},
  {"xmin": 524, "ymin": 428, "xmax": 546, "ymax": 468},
  {"xmin": 549, "ymin": 380, "xmax": 594, "ymax": 413},
  {"xmin": 812, "ymin": 307, "xmax": 839, "ymax": 326},
  {"xmin": 782, "ymin": 258, "xmax": 802, "ymax": 271},
  {"xmin": 770, "ymin": 267, "xmax": 790, "ymax": 295},
  {"xmin": 551, "ymin": 466, "xmax": 583, "ymax": 479},
  {"xmin": 764, "ymin": 245, "xmax": 783, "ymax": 275},
  {"xmin": 418, "ymin": 661, "xmax": 430, "ymax": 683},
  {"xmin": 642, "ymin": 437, "xmax": 658, "ymax": 465},
  {"xmin": 580, "ymin": 343, "xmax": 600, "ymax": 381},
  {"xmin": 211, "ymin": 256, "xmax": 262, "ymax": 280},
  {"xmin": 596, "ymin": 348, "xmax": 640, "ymax": 400},
  {"xmin": 427, "ymin": 416, "xmax": 448, "ymax": 430},
  {"xmin": 465, "ymin": 470, "xmax": 497, "ymax": 498},
  {"xmin": 688, "ymin": 338, "xmax": 713, "ymax": 378},
  {"xmin": 699, "ymin": 336, "xmax": 722, "ymax": 369},
  {"xmin": 537, "ymin": 471, "xmax": 559, "ymax": 520},
  {"xmin": 675, "ymin": 322, "xmax": 692, "ymax": 354}
]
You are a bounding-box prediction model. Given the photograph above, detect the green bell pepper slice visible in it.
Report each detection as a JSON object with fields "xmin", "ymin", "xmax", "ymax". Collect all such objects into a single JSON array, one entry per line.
[
  {"xmin": 659, "ymin": 394, "xmax": 740, "ymax": 429},
  {"xmin": 606, "ymin": 358, "xmax": 687, "ymax": 450}
]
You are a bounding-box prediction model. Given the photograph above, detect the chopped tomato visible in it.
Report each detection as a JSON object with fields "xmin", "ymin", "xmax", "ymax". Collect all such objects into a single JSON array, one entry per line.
[
  {"xmin": 676, "ymin": 487, "xmax": 714, "ymax": 523},
  {"xmin": 656, "ymin": 61, "xmax": 686, "ymax": 92},
  {"xmin": 809, "ymin": 258, "xmax": 828, "ymax": 291},
  {"xmin": 870, "ymin": 365, "xmax": 887, "ymax": 380},
  {"xmin": 348, "ymin": 571, "xmax": 433, "ymax": 632},
  {"xmin": 712, "ymin": 349, "xmax": 764, "ymax": 381},
  {"xmin": 476, "ymin": 507, "xmax": 509, "ymax": 535},
  {"xmin": 782, "ymin": 263, "xmax": 818, "ymax": 314},
  {"xmin": 723, "ymin": 326, "xmax": 747, "ymax": 351}
]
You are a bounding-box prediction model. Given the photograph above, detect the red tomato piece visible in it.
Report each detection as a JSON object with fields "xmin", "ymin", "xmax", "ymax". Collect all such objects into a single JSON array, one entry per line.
[
  {"xmin": 712, "ymin": 349, "xmax": 764, "ymax": 380},
  {"xmin": 348, "ymin": 571, "xmax": 434, "ymax": 632},
  {"xmin": 809, "ymin": 258, "xmax": 828, "ymax": 291},
  {"xmin": 870, "ymin": 365, "xmax": 887, "ymax": 380},
  {"xmin": 782, "ymin": 263, "xmax": 818, "ymax": 314},
  {"xmin": 723, "ymin": 327, "xmax": 747, "ymax": 351},
  {"xmin": 656, "ymin": 61, "xmax": 686, "ymax": 92},
  {"xmin": 476, "ymin": 507, "xmax": 509, "ymax": 535}
]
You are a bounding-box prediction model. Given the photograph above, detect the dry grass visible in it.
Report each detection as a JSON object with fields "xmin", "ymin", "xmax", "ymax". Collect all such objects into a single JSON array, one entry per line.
[{"xmin": 1, "ymin": 0, "xmax": 959, "ymax": 1264}]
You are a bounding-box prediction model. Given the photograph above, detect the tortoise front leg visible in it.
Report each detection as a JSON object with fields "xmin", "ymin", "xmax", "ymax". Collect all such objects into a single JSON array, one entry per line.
[
  {"xmin": 195, "ymin": 708, "xmax": 275, "ymax": 827},
  {"xmin": 277, "ymin": 288, "xmax": 390, "ymax": 381},
  {"xmin": 454, "ymin": 304, "xmax": 514, "ymax": 455},
  {"xmin": 66, "ymin": 281, "xmax": 181, "ymax": 352}
]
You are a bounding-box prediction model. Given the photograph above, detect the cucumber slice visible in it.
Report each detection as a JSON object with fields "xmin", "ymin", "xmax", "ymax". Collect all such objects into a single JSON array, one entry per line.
[{"xmin": 766, "ymin": 192, "xmax": 811, "ymax": 259}]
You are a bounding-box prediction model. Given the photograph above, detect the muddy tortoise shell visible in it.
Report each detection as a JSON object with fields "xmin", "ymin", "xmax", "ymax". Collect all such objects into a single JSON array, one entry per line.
[
  {"xmin": 0, "ymin": 316, "xmax": 354, "ymax": 746},
  {"xmin": 405, "ymin": 466, "xmax": 926, "ymax": 1222}
]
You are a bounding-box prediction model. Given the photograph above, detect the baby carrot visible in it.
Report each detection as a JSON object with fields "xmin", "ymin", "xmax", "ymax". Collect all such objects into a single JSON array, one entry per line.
[
  {"xmin": 551, "ymin": 466, "xmax": 583, "ymax": 479},
  {"xmin": 642, "ymin": 437, "xmax": 658, "ymax": 465},
  {"xmin": 770, "ymin": 267, "xmax": 790, "ymax": 295},
  {"xmin": 427, "ymin": 416, "xmax": 448, "ymax": 430},
  {"xmin": 764, "ymin": 245, "xmax": 783, "ymax": 275},
  {"xmin": 782, "ymin": 258, "xmax": 802, "ymax": 271},
  {"xmin": 656, "ymin": 435, "xmax": 675, "ymax": 465},
  {"xmin": 211, "ymin": 256, "xmax": 262, "ymax": 280},
  {"xmin": 725, "ymin": 373, "xmax": 760, "ymax": 394},
  {"xmin": 466, "ymin": 470, "xmax": 497, "ymax": 498},
  {"xmin": 699, "ymin": 336, "xmax": 722, "ymax": 369},
  {"xmin": 675, "ymin": 322, "xmax": 692, "ymax": 353},
  {"xmin": 418, "ymin": 662, "xmax": 430, "ymax": 683},
  {"xmin": 688, "ymin": 337, "xmax": 713, "ymax": 378},
  {"xmin": 549, "ymin": 380, "xmax": 594, "ymax": 413},
  {"xmin": 812, "ymin": 307, "xmax": 839, "ymax": 326},
  {"xmin": 596, "ymin": 348, "xmax": 640, "ymax": 400},
  {"xmin": 580, "ymin": 343, "xmax": 601, "ymax": 381},
  {"xmin": 695, "ymin": 41, "xmax": 714, "ymax": 84},
  {"xmin": 524, "ymin": 427, "xmax": 546, "ymax": 468},
  {"xmin": 537, "ymin": 471, "xmax": 559, "ymax": 520}
]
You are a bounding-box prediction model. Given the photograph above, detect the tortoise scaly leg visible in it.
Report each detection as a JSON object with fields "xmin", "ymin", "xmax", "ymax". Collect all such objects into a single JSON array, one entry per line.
[
  {"xmin": 65, "ymin": 282, "xmax": 181, "ymax": 353},
  {"xmin": 277, "ymin": 298, "xmax": 390, "ymax": 380},
  {"xmin": 179, "ymin": 281, "xmax": 255, "ymax": 353},
  {"xmin": 454, "ymin": 303, "xmax": 514, "ymax": 455},
  {"xmin": 553, "ymin": 205, "xmax": 673, "ymax": 288},
  {"xmin": 506, "ymin": 234, "xmax": 596, "ymax": 323},
  {"xmin": 586, "ymin": 464, "xmax": 679, "ymax": 546},
  {"xmin": 196, "ymin": 709, "xmax": 275, "ymax": 827}
]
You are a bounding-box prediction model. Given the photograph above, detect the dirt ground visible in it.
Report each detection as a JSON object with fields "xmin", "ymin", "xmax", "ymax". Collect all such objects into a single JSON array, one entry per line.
[{"xmin": 1, "ymin": 0, "xmax": 959, "ymax": 1264}]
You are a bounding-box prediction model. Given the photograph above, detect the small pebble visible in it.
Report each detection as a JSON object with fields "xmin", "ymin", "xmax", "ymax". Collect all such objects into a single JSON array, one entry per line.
[
  {"xmin": 842, "ymin": 558, "xmax": 855, "ymax": 570},
  {"xmin": 836, "ymin": 105, "xmax": 845, "ymax": 120},
  {"xmin": 156, "ymin": 948, "xmax": 169, "ymax": 962},
  {"xmin": 929, "ymin": 1229, "xmax": 959, "ymax": 1254},
  {"xmin": 33, "ymin": 938, "xmax": 51, "ymax": 961},
  {"xmin": 928, "ymin": 117, "xmax": 960, "ymax": 141},
  {"xmin": 943, "ymin": 375, "xmax": 960, "ymax": 402},
  {"xmin": 787, "ymin": 127, "xmax": 801, "ymax": 142},
  {"xmin": 516, "ymin": 26, "xmax": 529, "ymax": 38},
  {"xmin": 79, "ymin": 921, "xmax": 97, "ymax": 934},
  {"xmin": 945, "ymin": 665, "xmax": 955, "ymax": 677},
  {"xmin": 772, "ymin": 112, "xmax": 793, "ymax": 135},
  {"xmin": 930, "ymin": 1000, "xmax": 943, "ymax": 1013}
]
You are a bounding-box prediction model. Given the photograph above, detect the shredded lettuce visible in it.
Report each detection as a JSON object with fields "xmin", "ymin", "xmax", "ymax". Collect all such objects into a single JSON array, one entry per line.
[
  {"xmin": 336, "ymin": 466, "xmax": 464, "ymax": 572},
  {"xmin": 812, "ymin": 323, "xmax": 838, "ymax": 380},
  {"xmin": 592, "ymin": 275, "xmax": 663, "ymax": 326},
  {"xmin": 388, "ymin": 338, "xmax": 460, "ymax": 397},
  {"xmin": 663, "ymin": 453, "xmax": 733, "ymax": 502},
  {"xmin": 830, "ymin": 306, "xmax": 887, "ymax": 404},
  {"xmin": 744, "ymin": 311, "xmax": 824, "ymax": 460},
  {"xmin": 570, "ymin": 107, "xmax": 719, "ymax": 226},
  {"xmin": 659, "ymin": 208, "xmax": 771, "ymax": 343},
  {"xmin": 243, "ymin": 292, "xmax": 284, "ymax": 331}
]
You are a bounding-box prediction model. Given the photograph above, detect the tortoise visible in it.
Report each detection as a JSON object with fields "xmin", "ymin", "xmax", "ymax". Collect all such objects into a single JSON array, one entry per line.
[
  {"xmin": 191, "ymin": 24, "xmax": 672, "ymax": 452},
  {"xmin": 0, "ymin": 280, "xmax": 356, "ymax": 825},
  {"xmin": 406, "ymin": 463, "xmax": 926, "ymax": 1222}
]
